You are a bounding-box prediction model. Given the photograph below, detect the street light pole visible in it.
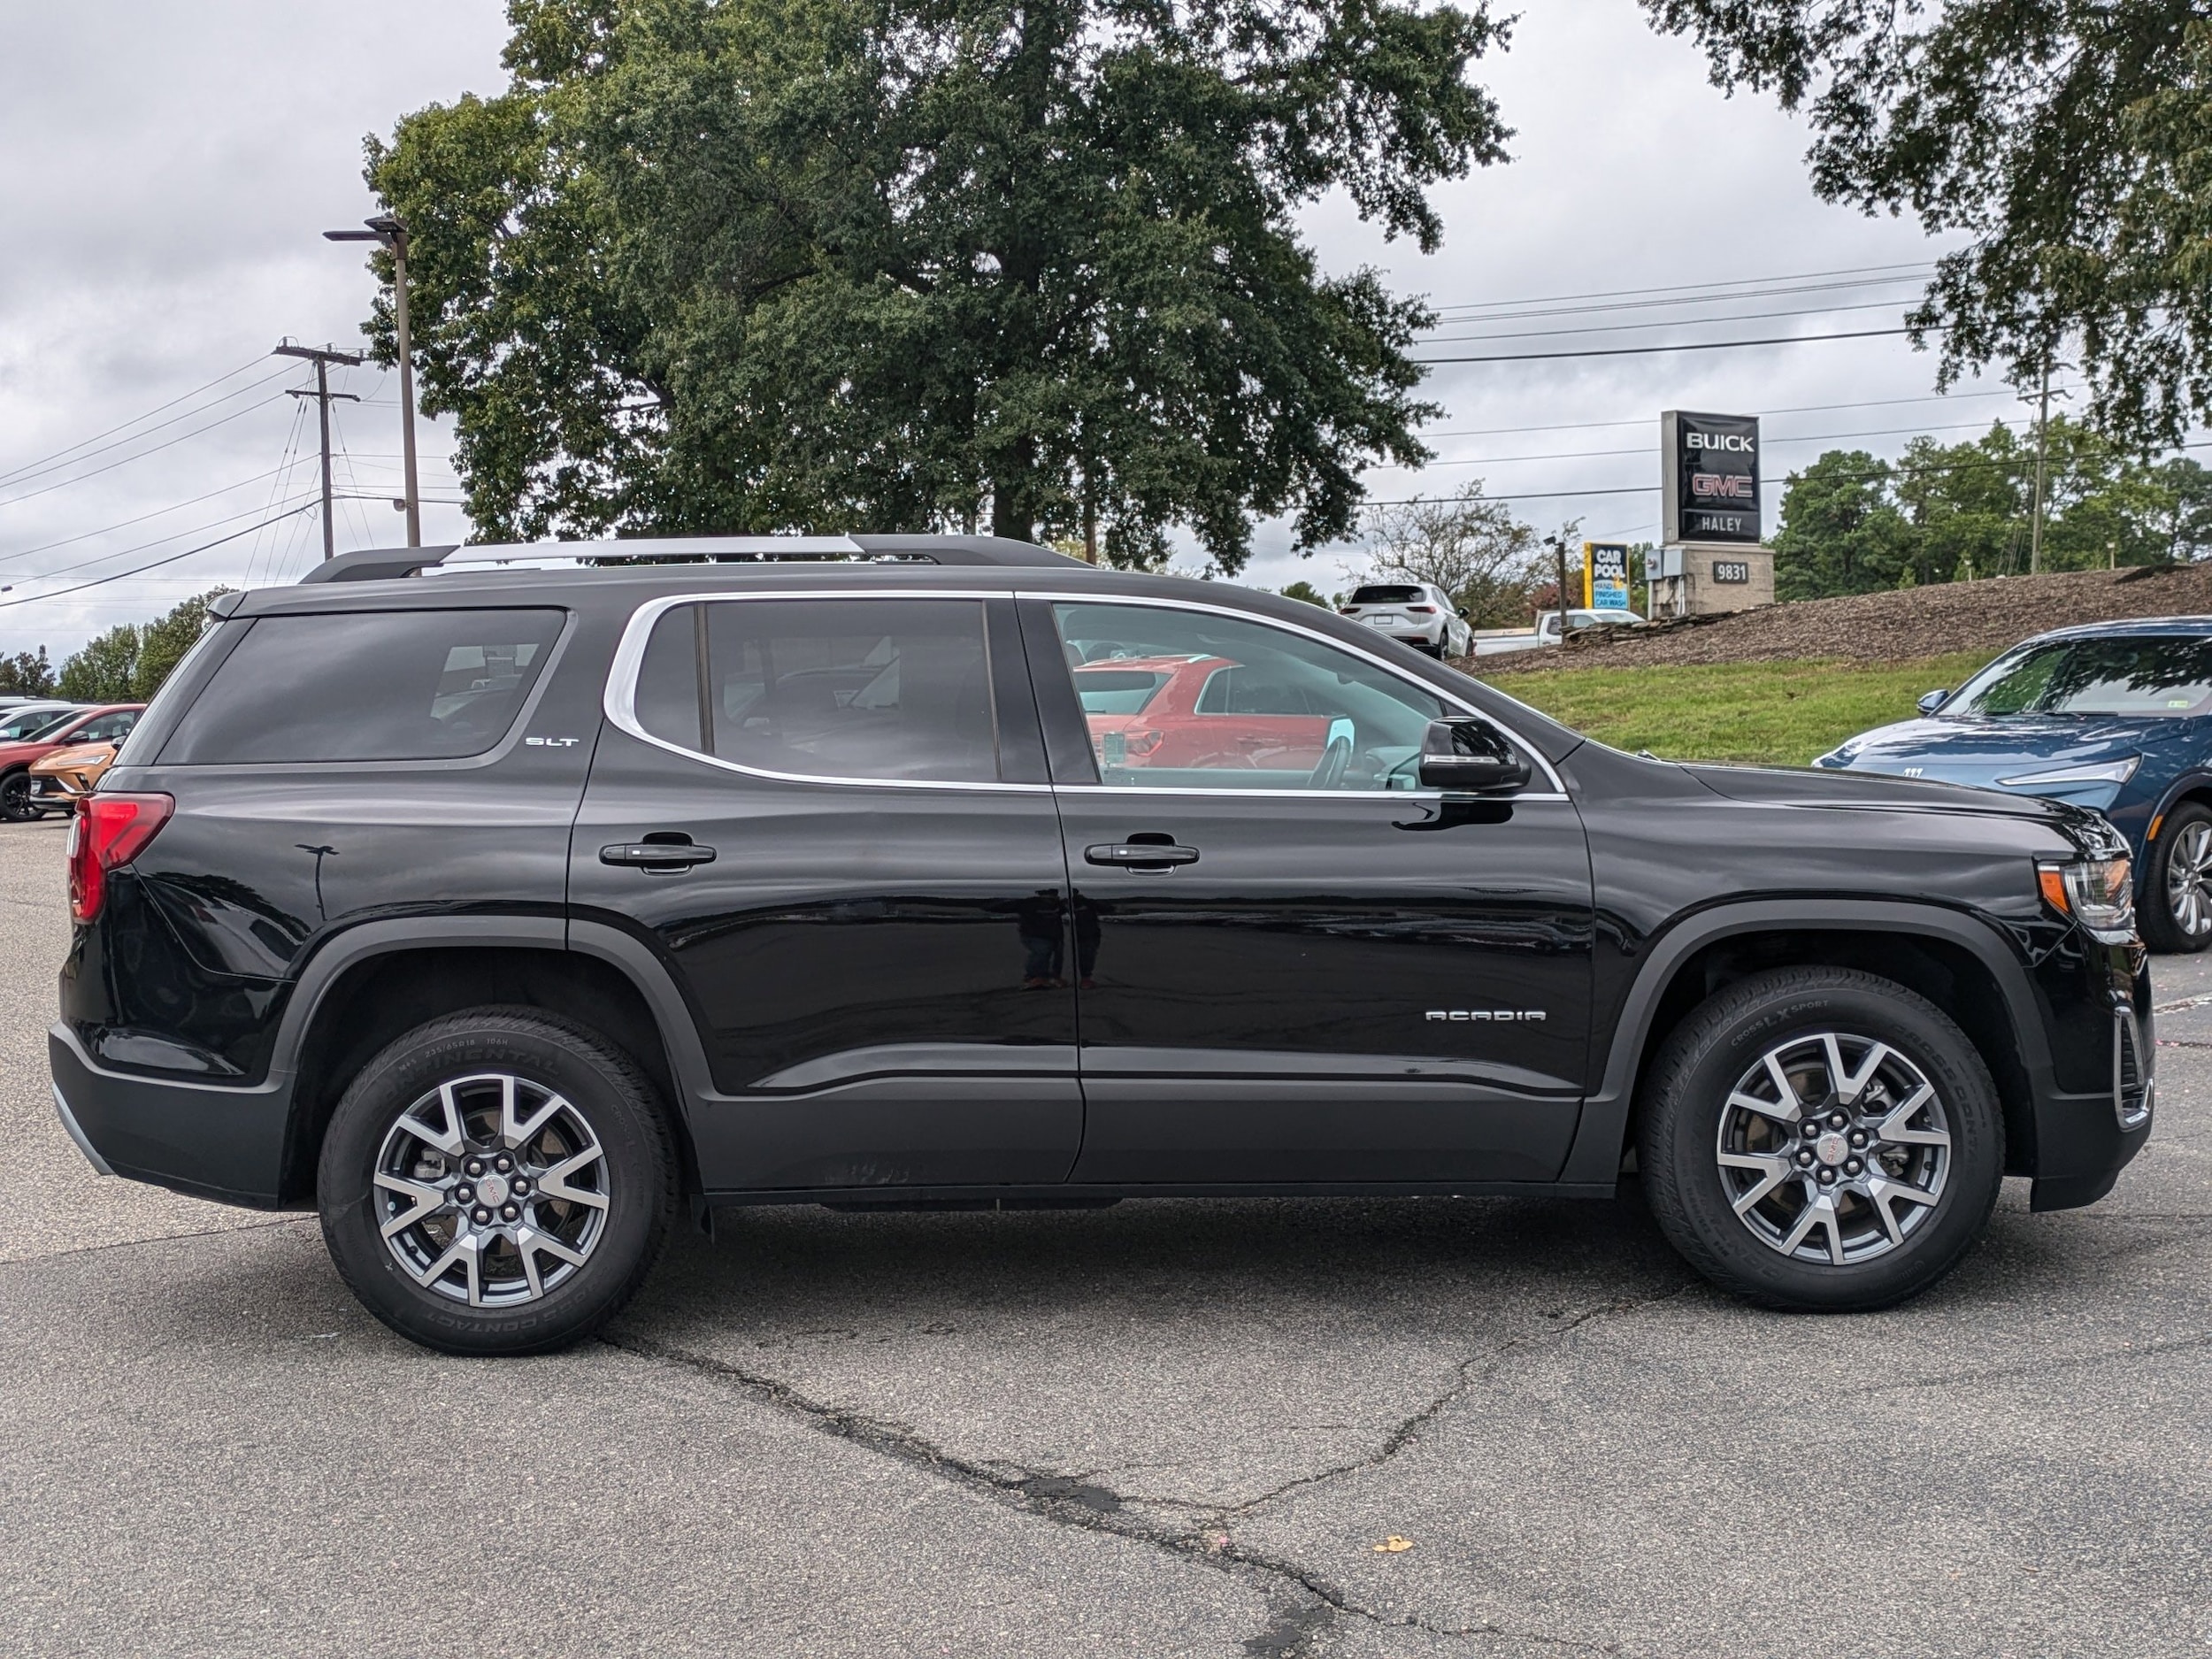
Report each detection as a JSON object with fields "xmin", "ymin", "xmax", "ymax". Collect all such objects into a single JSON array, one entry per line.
[{"xmin": 325, "ymin": 213, "xmax": 422, "ymax": 548}]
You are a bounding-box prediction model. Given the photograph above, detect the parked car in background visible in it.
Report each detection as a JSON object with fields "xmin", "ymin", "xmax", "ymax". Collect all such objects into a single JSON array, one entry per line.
[
  {"xmin": 1472, "ymin": 608, "xmax": 1647, "ymax": 658},
  {"xmin": 0, "ymin": 703, "xmax": 83, "ymax": 743},
  {"xmin": 0, "ymin": 704, "xmax": 142, "ymax": 820},
  {"xmin": 1816, "ymin": 618, "xmax": 2212, "ymax": 951},
  {"xmin": 1335, "ymin": 583, "xmax": 1473, "ymax": 657},
  {"xmin": 29, "ymin": 740, "xmax": 122, "ymax": 810}
]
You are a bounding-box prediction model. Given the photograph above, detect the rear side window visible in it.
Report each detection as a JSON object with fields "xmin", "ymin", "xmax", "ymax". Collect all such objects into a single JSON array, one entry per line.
[
  {"xmin": 631, "ymin": 597, "xmax": 999, "ymax": 783},
  {"xmin": 1350, "ymin": 586, "xmax": 1424, "ymax": 605},
  {"xmin": 159, "ymin": 609, "xmax": 563, "ymax": 764}
]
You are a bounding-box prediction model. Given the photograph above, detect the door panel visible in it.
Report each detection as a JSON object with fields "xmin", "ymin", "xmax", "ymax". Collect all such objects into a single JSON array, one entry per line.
[
  {"xmin": 1027, "ymin": 598, "xmax": 1594, "ymax": 1184},
  {"xmin": 574, "ymin": 594, "xmax": 1082, "ymax": 1191}
]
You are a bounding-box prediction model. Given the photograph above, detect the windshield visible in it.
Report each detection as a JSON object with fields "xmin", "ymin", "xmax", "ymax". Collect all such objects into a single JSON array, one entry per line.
[
  {"xmin": 1948, "ymin": 635, "xmax": 2212, "ymax": 718},
  {"xmin": 0, "ymin": 710, "xmax": 75, "ymax": 741},
  {"xmin": 1349, "ymin": 586, "xmax": 1424, "ymax": 606}
]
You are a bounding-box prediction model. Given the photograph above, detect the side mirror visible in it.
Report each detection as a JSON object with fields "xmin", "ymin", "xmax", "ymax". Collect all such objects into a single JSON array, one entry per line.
[
  {"xmin": 1456, "ymin": 606, "xmax": 1471, "ymax": 619},
  {"xmin": 1916, "ymin": 688, "xmax": 1949, "ymax": 715},
  {"xmin": 1417, "ymin": 718, "xmax": 1531, "ymax": 795}
]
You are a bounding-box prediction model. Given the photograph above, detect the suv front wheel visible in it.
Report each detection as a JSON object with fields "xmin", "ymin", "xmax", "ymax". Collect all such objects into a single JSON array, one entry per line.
[
  {"xmin": 1639, "ymin": 967, "xmax": 2003, "ymax": 1311},
  {"xmin": 318, "ymin": 1009, "xmax": 676, "ymax": 1356}
]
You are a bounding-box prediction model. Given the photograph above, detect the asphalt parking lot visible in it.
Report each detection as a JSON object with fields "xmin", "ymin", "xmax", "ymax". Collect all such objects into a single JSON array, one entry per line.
[{"xmin": 3, "ymin": 815, "xmax": 2207, "ymax": 1658}]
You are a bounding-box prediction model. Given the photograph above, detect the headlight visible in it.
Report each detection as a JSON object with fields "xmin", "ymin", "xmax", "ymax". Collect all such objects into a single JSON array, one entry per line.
[
  {"xmin": 2038, "ymin": 855, "xmax": 2136, "ymax": 943},
  {"xmin": 1998, "ymin": 756, "xmax": 2140, "ymax": 787}
]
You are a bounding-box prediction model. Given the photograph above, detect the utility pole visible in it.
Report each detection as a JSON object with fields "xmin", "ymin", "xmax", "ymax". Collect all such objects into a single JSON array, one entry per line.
[
  {"xmin": 273, "ymin": 342, "xmax": 364, "ymax": 561},
  {"xmin": 1548, "ymin": 534, "xmax": 1569, "ymax": 638},
  {"xmin": 326, "ymin": 213, "xmax": 422, "ymax": 547},
  {"xmin": 2030, "ymin": 358, "xmax": 2051, "ymax": 576}
]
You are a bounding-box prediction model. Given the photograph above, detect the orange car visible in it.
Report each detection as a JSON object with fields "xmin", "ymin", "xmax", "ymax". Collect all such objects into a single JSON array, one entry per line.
[{"xmin": 28, "ymin": 740, "xmax": 120, "ymax": 810}]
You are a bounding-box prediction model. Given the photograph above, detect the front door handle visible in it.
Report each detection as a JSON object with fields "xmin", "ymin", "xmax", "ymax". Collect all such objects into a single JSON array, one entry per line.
[
  {"xmin": 1085, "ymin": 841, "xmax": 1200, "ymax": 869},
  {"xmin": 601, "ymin": 841, "xmax": 718, "ymax": 870}
]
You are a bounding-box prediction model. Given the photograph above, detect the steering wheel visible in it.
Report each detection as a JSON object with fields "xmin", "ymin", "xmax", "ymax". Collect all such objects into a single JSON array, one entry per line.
[{"xmin": 1307, "ymin": 734, "xmax": 1353, "ymax": 791}]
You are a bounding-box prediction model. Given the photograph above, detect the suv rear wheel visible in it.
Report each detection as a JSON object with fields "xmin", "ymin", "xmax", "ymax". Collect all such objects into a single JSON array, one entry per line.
[
  {"xmin": 0, "ymin": 770, "xmax": 33, "ymax": 822},
  {"xmin": 318, "ymin": 1009, "xmax": 676, "ymax": 1356},
  {"xmin": 1639, "ymin": 967, "xmax": 2003, "ymax": 1311}
]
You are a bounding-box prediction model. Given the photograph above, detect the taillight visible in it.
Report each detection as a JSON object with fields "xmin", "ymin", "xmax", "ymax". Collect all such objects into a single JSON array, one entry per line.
[
  {"xmin": 1125, "ymin": 730, "xmax": 1164, "ymax": 756},
  {"xmin": 1337, "ymin": 607, "xmax": 1359, "ymax": 615},
  {"xmin": 68, "ymin": 793, "xmax": 173, "ymax": 924},
  {"xmin": 1405, "ymin": 604, "xmax": 1436, "ymax": 614}
]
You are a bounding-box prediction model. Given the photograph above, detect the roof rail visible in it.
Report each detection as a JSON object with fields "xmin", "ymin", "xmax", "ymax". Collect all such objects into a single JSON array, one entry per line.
[{"xmin": 298, "ymin": 534, "xmax": 1087, "ymax": 583}]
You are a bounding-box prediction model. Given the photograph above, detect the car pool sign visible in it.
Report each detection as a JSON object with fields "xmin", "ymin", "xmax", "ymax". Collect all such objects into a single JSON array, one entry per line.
[
  {"xmin": 1662, "ymin": 411, "xmax": 1761, "ymax": 546},
  {"xmin": 1583, "ymin": 541, "xmax": 1632, "ymax": 611}
]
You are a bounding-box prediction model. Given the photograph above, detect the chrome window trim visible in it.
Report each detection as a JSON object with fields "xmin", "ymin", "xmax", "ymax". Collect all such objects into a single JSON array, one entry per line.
[
  {"xmin": 603, "ymin": 587, "xmax": 1571, "ymax": 799},
  {"xmin": 1033, "ymin": 590, "xmax": 1570, "ymax": 795},
  {"xmin": 603, "ymin": 589, "xmax": 1050, "ymax": 794}
]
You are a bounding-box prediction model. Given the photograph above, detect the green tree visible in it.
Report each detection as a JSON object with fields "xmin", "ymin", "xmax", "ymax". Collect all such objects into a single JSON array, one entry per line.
[
  {"xmin": 0, "ymin": 648, "xmax": 54, "ymax": 697},
  {"xmin": 132, "ymin": 589, "xmax": 229, "ymax": 700},
  {"xmin": 365, "ymin": 0, "xmax": 1513, "ymax": 572},
  {"xmin": 1893, "ymin": 424, "xmax": 2028, "ymax": 584},
  {"xmin": 53, "ymin": 589, "xmax": 228, "ymax": 704},
  {"xmin": 1641, "ymin": 4, "xmax": 2212, "ymax": 448},
  {"xmin": 1360, "ymin": 481, "xmax": 1542, "ymax": 625},
  {"xmin": 58, "ymin": 626, "xmax": 141, "ymax": 703},
  {"xmin": 1276, "ymin": 580, "xmax": 1333, "ymax": 608},
  {"xmin": 1772, "ymin": 450, "xmax": 1916, "ymax": 598}
]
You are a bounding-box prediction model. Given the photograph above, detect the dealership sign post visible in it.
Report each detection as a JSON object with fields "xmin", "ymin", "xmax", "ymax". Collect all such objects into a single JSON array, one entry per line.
[{"xmin": 1655, "ymin": 410, "xmax": 1775, "ymax": 616}]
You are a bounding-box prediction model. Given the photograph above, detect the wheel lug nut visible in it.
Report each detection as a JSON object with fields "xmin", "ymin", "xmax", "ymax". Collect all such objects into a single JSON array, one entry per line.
[
  {"xmin": 1846, "ymin": 1158, "xmax": 1863, "ymax": 1174},
  {"xmin": 1850, "ymin": 1131, "xmax": 1868, "ymax": 1147},
  {"xmin": 472, "ymin": 1206, "xmax": 492, "ymax": 1225},
  {"xmin": 1828, "ymin": 1111, "xmax": 1847, "ymax": 1129},
  {"xmin": 511, "ymin": 1179, "xmax": 530, "ymax": 1196},
  {"xmin": 1818, "ymin": 1169, "xmax": 1838, "ymax": 1186},
  {"xmin": 495, "ymin": 1155, "xmax": 514, "ymax": 1173},
  {"xmin": 501, "ymin": 1202, "xmax": 520, "ymax": 1222},
  {"xmin": 1796, "ymin": 1149, "xmax": 1815, "ymax": 1166},
  {"xmin": 455, "ymin": 1185, "xmax": 474, "ymax": 1204},
  {"xmin": 1801, "ymin": 1121, "xmax": 1821, "ymax": 1139},
  {"xmin": 465, "ymin": 1158, "xmax": 485, "ymax": 1178}
]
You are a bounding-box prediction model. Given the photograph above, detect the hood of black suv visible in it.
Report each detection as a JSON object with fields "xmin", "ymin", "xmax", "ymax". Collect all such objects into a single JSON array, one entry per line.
[{"xmin": 1679, "ymin": 762, "xmax": 2119, "ymax": 853}]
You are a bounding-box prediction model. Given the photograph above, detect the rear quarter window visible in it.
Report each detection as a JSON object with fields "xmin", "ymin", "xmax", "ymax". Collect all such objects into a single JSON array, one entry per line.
[{"xmin": 157, "ymin": 608, "xmax": 565, "ymax": 764}]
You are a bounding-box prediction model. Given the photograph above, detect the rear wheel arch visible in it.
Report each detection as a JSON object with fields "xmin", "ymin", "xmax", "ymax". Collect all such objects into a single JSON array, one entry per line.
[
  {"xmin": 277, "ymin": 938, "xmax": 698, "ymax": 1206},
  {"xmin": 1563, "ymin": 905, "xmax": 2045, "ymax": 1185}
]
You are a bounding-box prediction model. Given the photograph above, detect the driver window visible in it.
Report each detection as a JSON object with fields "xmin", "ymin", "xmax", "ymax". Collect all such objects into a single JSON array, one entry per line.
[{"xmin": 1050, "ymin": 602, "xmax": 1445, "ymax": 791}]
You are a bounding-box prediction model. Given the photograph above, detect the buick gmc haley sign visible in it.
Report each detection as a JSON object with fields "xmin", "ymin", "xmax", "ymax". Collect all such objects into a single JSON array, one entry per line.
[{"xmin": 1662, "ymin": 411, "xmax": 1761, "ymax": 545}]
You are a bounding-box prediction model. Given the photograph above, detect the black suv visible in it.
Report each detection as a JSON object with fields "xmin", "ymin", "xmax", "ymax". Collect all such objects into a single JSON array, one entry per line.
[{"xmin": 49, "ymin": 535, "xmax": 2154, "ymax": 1354}]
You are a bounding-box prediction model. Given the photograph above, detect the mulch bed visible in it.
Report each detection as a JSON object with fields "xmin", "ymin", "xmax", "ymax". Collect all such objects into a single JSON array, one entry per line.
[{"xmin": 1464, "ymin": 565, "xmax": 2212, "ymax": 674}]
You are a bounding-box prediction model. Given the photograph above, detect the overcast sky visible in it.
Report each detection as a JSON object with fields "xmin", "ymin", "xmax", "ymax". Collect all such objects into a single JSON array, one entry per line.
[{"xmin": 0, "ymin": 0, "xmax": 2040, "ymax": 662}]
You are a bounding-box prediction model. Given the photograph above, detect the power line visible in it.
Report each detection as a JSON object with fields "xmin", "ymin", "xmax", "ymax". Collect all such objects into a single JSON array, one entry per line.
[
  {"xmin": 1397, "ymin": 416, "xmax": 2051, "ymax": 474},
  {"xmin": 1414, "ymin": 326, "xmax": 1924, "ymax": 366},
  {"xmin": 0, "ymin": 390, "xmax": 293, "ymax": 511},
  {"xmin": 1424, "ymin": 273, "xmax": 1930, "ymax": 326},
  {"xmin": 0, "ymin": 357, "xmax": 270, "ymax": 487},
  {"xmin": 0, "ymin": 464, "xmax": 294, "ymax": 569},
  {"xmin": 1, "ymin": 489, "xmax": 318, "ymax": 587},
  {"xmin": 1420, "ymin": 296, "xmax": 1918, "ymax": 348},
  {"xmin": 0, "ymin": 365, "xmax": 296, "ymax": 495},
  {"xmin": 0, "ymin": 503, "xmax": 319, "ymax": 611},
  {"xmin": 1421, "ymin": 261, "xmax": 1934, "ymax": 319},
  {"xmin": 1419, "ymin": 388, "xmax": 2032, "ymax": 441}
]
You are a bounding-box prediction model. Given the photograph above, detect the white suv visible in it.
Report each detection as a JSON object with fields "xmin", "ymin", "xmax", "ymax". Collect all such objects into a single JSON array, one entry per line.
[{"xmin": 1337, "ymin": 583, "xmax": 1473, "ymax": 658}]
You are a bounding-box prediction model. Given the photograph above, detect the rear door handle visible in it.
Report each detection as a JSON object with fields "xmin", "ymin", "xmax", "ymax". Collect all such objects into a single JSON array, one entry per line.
[
  {"xmin": 601, "ymin": 841, "xmax": 718, "ymax": 870},
  {"xmin": 1085, "ymin": 842, "xmax": 1200, "ymax": 868}
]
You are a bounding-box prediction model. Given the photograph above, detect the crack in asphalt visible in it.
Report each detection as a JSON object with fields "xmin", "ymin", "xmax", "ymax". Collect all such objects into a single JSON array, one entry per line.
[
  {"xmin": 0, "ymin": 1213, "xmax": 310, "ymax": 1270},
  {"xmin": 602, "ymin": 1282, "xmax": 1694, "ymax": 1658}
]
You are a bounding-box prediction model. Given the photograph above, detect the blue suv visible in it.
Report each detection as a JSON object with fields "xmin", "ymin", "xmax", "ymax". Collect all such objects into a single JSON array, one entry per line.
[{"xmin": 1816, "ymin": 617, "xmax": 2212, "ymax": 951}]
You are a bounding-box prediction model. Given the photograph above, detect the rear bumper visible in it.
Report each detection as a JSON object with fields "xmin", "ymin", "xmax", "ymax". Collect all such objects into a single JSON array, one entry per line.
[{"xmin": 48, "ymin": 1023, "xmax": 293, "ymax": 1209}]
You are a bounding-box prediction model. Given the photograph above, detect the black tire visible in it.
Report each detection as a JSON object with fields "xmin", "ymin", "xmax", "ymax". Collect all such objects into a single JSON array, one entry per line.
[
  {"xmin": 318, "ymin": 1008, "xmax": 676, "ymax": 1356},
  {"xmin": 1639, "ymin": 966, "xmax": 2003, "ymax": 1312},
  {"xmin": 0, "ymin": 770, "xmax": 33, "ymax": 822},
  {"xmin": 2141, "ymin": 802, "xmax": 2212, "ymax": 953}
]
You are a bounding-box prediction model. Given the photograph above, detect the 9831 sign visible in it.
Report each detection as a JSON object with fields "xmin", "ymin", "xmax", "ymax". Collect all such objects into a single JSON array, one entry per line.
[{"xmin": 1712, "ymin": 559, "xmax": 1750, "ymax": 584}]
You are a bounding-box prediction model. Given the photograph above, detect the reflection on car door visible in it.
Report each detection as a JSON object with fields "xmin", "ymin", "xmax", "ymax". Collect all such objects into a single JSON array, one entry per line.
[
  {"xmin": 1025, "ymin": 597, "xmax": 1594, "ymax": 1186},
  {"xmin": 572, "ymin": 594, "xmax": 1084, "ymax": 1192}
]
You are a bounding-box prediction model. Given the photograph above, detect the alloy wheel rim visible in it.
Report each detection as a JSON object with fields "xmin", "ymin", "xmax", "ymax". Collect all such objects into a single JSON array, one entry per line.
[
  {"xmin": 1714, "ymin": 1032, "xmax": 1951, "ymax": 1265},
  {"xmin": 2168, "ymin": 822, "xmax": 2212, "ymax": 938},
  {"xmin": 373, "ymin": 1072, "xmax": 610, "ymax": 1306}
]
